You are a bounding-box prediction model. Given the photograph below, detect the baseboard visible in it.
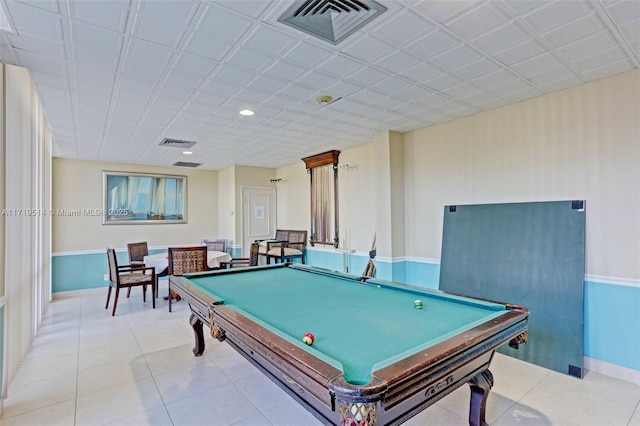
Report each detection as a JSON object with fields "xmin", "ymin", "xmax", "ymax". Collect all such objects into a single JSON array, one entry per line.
[{"xmin": 584, "ymin": 356, "xmax": 640, "ymax": 385}]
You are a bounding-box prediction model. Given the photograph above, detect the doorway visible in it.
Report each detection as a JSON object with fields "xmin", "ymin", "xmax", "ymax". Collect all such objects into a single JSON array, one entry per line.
[{"xmin": 242, "ymin": 186, "xmax": 276, "ymax": 258}]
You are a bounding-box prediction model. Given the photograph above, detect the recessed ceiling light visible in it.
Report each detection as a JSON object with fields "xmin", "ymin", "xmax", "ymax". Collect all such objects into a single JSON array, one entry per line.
[
  {"xmin": 239, "ymin": 109, "xmax": 254, "ymax": 116},
  {"xmin": 182, "ymin": 151, "xmax": 193, "ymax": 155}
]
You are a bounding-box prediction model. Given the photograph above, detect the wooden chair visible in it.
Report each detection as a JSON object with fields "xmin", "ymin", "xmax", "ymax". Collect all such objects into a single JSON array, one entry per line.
[
  {"xmin": 105, "ymin": 248, "xmax": 156, "ymax": 316},
  {"xmin": 167, "ymin": 246, "xmax": 208, "ymax": 312},
  {"xmin": 266, "ymin": 230, "xmax": 307, "ymax": 264},
  {"xmin": 258, "ymin": 230, "xmax": 289, "ymax": 264},
  {"xmin": 201, "ymin": 238, "xmax": 227, "ymax": 253},
  {"xmin": 126, "ymin": 242, "xmax": 149, "ymax": 298},
  {"xmin": 221, "ymin": 242, "xmax": 260, "ymax": 268}
]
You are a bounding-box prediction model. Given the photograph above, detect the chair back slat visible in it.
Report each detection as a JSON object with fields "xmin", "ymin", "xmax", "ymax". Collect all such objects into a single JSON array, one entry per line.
[
  {"xmin": 168, "ymin": 246, "xmax": 208, "ymax": 275},
  {"xmin": 249, "ymin": 242, "xmax": 260, "ymax": 266},
  {"xmin": 106, "ymin": 248, "xmax": 119, "ymax": 282},
  {"xmin": 201, "ymin": 239, "xmax": 227, "ymax": 252},
  {"xmin": 127, "ymin": 242, "xmax": 148, "ymax": 263}
]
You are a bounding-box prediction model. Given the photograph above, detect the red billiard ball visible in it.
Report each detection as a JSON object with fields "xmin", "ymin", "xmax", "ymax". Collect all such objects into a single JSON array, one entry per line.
[{"xmin": 302, "ymin": 333, "xmax": 315, "ymax": 345}]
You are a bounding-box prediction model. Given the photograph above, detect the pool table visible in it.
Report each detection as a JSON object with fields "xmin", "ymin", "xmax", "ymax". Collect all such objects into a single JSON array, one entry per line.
[{"xmin": 170, "ymin": 263, "xmax": 528, "ymax": 426}]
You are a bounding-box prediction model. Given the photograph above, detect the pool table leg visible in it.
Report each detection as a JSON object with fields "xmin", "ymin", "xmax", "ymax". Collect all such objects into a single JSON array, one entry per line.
[
  {"xmin": 468, "ymin": 369, "xmax": 494, "ymax": 426},
  {"xmin": 190, "ymin": 313, "xmax": 205, "ymax": 356}
]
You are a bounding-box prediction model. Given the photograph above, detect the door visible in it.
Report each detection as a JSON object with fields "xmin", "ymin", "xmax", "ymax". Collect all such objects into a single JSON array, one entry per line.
[{"xmin": 243, "ymin": 187, "xmax": 276, "ymax": 258}]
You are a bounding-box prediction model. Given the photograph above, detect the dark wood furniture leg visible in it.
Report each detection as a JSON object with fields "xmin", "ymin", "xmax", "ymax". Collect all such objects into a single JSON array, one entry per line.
[
  {"xmin": 190, "ymin": 313, "xmax": 205, "ymax": 356},
  {"xmin": 468, "ymin": 369, "xmax": 494, "ymax": 426}
]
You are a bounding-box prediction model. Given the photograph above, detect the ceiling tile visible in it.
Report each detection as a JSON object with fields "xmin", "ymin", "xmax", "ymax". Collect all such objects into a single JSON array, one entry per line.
[
  {"xmin": 473, "ymin": 22, "xmax": 531, "ymax": 53},
  {"xmin": 397, "ymin": 62, "xmax": 444, "ymax": 84},
  {"xmin": 212, "ymin": 64, "xmax": 256, "ymax": 86},
  {"xmin": 242, "ymin": 25, "xmax": 298, "ymax": 57},
  {"xmin": 558, "ymin": 31, "xmax": 618, "ymax": 61},
  {"xmin": 67, "ymin": 0, "xmax": 129, "ymax": 31},
  {"xmin": 604, "ymin": 1, "xmax": 640, "ymax": 25},
  {"xmin": 320, "ymin": 55, "xmax": 367, "ymax": 78},
  {"xmin": 247, "ymin": 75, "xmax": 289, "ymax": 93},
  {"xmin": 295, "ymin": 70, "xmax": 337, "ymax": 89},
  {"xmin": 6, "ymin": 1, "xmax": 62, "ymax": 40},
  {"xmin": 13, "ymin": 48, "xmax": 66, "ymax": 75},
  {"xmin": 406, "ymin": 29, "xmax": 460, "ymax": 58},
  {"xmin": 471, "ymin": 68, "xmax": 519, "ymax": 90},
  {"xmin": 226, "ymin": 48, "xmax": 275, "ymax": 72},
  {"xmin": 370, "ymin": 76, "xmax": 414, "ymax": 95},
  {"xmin": 522, "ymin": 1, "xmax": 591, "ymax": 33},
  {"xmin": 542, "ymin": 14, "xmax": 606, "ymax": 47},
  {"xmin": 184, "ymin": 32, "xmax": 233, "ymax": 61},
  {"xmin": 371, "ymin": 9, "xmax": 435, "ymax": 46},
  {"xmin": 431, "ymin": 45, "xmax": 482, "ymax": 70},
  {"xmin": 133, "ymin": 1, "xmax": 199, "ymax": 47},
  {"xmin": 324, "ymin": 80, "xmax": 365, "ymax": 98},
  {"xmin": 164, "ymin": 53, "xmax": 217, "ymax": 88},
  {"xmin": 123, "ymin": 39, "xmax": 174, "ymax": 80},
  {"xmin": 281, "ymin": 41, "xmax": 334, "ymax": 68},
  {"xmin": 341, "ymin": 36, "xmax": 397, "ymax": 63},
  {"xmin": 452, "ymin": 58, "xmax": 502, "ymax": 80},
  {"xmin": 511, "ymin": 52, "xmax": 562, "ymax": 77},
  {"xmin": 6, "ymin": 31, "xmax": 63, "ymax": 57},
  {"xmin": 493, "ymin": 38, "xmax": 546, "ymax": 65},
  {"xmin": 344, "ymin": 67, "xmax": 390, "ymax": 86},
  {"xmin": 373, "ymin": 50, "xmax": 421, "ymax": 73},
  {"xmin": 195, "ymin": 4, "xmax": 254, "ymax": 42},
  {"xmin": 446, "ymin": 3, "xmax": 509, "ymax": 40},
  {"xmin": 571, "ymin": 47, "xmax": 628, "ymax": 73},
  {"xmin": 263, "ymin": 60, "xmax": 308, "ymax": 81},
  {"xmin": 413, "ymin": 0, "xmax": 477, "ymax": 23},
  {"xmin": 423, "ymin": 73, "xmax": 463, "ymax": 91}
]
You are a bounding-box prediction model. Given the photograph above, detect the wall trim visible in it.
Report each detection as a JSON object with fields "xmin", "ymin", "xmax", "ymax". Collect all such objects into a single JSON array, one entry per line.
[
  {"xmin": 53, "ymin": 244, "xmax": 191, "ymax": 257},
  {"xmin": 50, "ymin": 249, "xmax": 640, "ymax": 290},
  {"xmin": 585, "ymin": 274, "xmax": 640, "ymax": 288},
  {"xmin": 0, "ymin": 296, "xmax": 5, "ymax": 308},
  {"xmin": 584, "ymin": 356, "xmax": 640, "ymax": 385}
]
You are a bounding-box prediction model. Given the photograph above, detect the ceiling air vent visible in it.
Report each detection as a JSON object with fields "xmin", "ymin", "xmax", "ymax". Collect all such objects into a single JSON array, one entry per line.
[
  {"xmin": 160, "ymin": 138, "xmax": 197, "ymax": 148},
  {"xmin": 172, "ymin": 161, "xmax": 202, "ymax": 168},
  {"xmin": 278, "ymin": 0, "xmax": 387, "ymax": 45}
]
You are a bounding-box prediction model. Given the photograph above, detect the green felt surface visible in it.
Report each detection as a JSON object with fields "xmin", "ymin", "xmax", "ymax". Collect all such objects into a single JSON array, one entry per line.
[{"xmin": 189, "ymin": 265, "xmax": 506, "ymax": 385}]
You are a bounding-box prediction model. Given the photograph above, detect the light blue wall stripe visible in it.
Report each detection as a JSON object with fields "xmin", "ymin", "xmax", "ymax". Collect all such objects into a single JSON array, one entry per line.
[
  {"xmin": 52, "ymin": 249, "xmax": 165, "ymax": 292},
  {"xmin": 52, "ymin": 250, "xmax": 639, "ymax": 373},
  {"xmin": 584, "ymin": 281, "xmax": 640, "ymax": 370}
]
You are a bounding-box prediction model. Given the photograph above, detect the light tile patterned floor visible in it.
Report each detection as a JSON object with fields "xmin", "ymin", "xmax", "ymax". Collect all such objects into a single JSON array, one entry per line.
[{"xmin": 2, "ymin": 282, "xmax": 639, "ymax": 426}]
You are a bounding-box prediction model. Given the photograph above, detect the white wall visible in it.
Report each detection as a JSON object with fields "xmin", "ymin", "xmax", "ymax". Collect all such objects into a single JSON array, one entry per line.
[
  {"xmin": 404, "ymin": 69, "xmax": 640, "ymax": 280},
  {"xmin": 52, "ymin": 158, "xmax": 218, "ymax": 252}
]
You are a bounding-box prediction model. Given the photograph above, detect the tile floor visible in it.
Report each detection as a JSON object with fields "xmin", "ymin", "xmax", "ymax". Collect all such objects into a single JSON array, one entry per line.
[{"xmin": 1, "ymin": 281, "xmax": 639, "ymax": 426}]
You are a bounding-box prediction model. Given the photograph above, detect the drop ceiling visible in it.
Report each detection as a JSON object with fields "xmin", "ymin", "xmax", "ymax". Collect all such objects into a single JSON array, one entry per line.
[{"xmin": 0, "ymin": 0, "xmax": 638, "ymax": 170}]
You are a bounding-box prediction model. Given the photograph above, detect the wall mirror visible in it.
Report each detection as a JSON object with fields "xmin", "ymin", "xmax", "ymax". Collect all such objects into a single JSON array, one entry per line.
[
  {"xmin": 302, "ymin": 150, "xmax": 340, "ymax": 248},
  {"xmin": 102, "ymin": 171, "xmax": 187, "ymax": 224}
]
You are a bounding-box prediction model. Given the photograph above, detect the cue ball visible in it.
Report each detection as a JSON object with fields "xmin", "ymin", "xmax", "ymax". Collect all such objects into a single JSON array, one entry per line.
[
  {"xmin": 414, "ymin": 299, "xmax": 423, "ymax": 309},
  {"xmin": 302, "ymin": 333, "xmax": 315, "ymax": 345}
]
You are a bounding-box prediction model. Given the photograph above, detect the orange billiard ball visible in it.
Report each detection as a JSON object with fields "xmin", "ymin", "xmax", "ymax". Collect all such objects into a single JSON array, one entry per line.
[{"xmin": 302, "ymin": 333, "xmax": 315, "ymax": 345}]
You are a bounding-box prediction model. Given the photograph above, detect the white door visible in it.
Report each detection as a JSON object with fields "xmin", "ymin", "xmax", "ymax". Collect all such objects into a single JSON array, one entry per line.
[{"xmin": 242, "ymin": 187, "xmax": 276, "ymax": 258}]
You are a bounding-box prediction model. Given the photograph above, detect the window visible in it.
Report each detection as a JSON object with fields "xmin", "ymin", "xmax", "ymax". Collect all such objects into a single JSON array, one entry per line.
[{"xmin": 302, "ymin": 150, "xmax": 340, "ymax": 248}]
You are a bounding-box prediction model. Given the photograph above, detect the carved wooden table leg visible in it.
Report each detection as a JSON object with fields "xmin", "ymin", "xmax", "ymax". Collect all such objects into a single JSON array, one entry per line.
[
  {"xmin": 190, "ymin": 313, "xmax": 205, "ymax": 356},
  {"xmin": 469, "ymin": 369, "xmax": 494, "ymax": 426}
]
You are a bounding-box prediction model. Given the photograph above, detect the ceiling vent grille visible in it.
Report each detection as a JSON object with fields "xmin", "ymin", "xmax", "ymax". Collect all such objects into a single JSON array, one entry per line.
[
  {"xmin": 172, "ymin": 161, "xmax": 202, "ymax": 168},
  {"xmin": 278, "ymin": 0, "xmax": 387, "ymax": 45},
  {"xmin": 160, "ymin": 138, "xmax": 197, "ymax": 148}
]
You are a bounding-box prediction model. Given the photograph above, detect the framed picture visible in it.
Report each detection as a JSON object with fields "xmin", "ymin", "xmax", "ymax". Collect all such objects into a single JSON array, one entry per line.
[{"xmin": 102, "ymin": 171, "xmax": 187, "ymax": 224}]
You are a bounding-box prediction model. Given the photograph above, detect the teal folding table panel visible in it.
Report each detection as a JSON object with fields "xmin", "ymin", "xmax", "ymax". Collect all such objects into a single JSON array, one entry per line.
[{"xmin": 440, "ymin": 200, "xmax": 585, "ymax": 377}]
